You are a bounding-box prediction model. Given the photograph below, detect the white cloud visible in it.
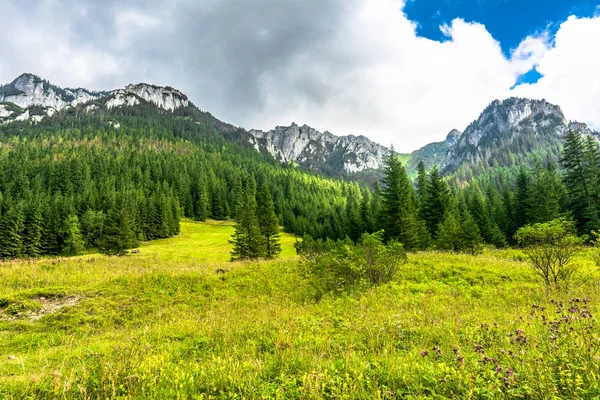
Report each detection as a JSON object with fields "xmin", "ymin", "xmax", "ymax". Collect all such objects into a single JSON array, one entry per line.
[
  {"xmin": 513, "ymin": 15, "xmax": 600, "ymax": 131},
  {"xmin": 249, "ymin": 0, "xmax": 550, "ymax": 150},
  {"xmin": 0, "ymin": 0, "xmax": 598, "ymax": 152}
]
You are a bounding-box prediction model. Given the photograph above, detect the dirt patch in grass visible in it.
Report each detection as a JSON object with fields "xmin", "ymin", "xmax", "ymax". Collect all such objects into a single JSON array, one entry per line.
[{"xmin": 1, "ymin": 296, "xmax": 81, "ymax": 322}]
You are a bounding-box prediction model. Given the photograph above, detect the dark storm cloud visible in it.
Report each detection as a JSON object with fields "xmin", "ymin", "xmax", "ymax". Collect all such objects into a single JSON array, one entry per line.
[{"xmin": 0, "ymin": 0, "xmax": 356, "ymax": 124}]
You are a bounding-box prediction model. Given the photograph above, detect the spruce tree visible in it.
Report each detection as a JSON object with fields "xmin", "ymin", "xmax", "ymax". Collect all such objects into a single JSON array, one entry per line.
[
  {"xmin": 527, "ymin": 162, "xmax": 564, "ymax": 224},
  {"xmin": 63, "ymin": 215, "xmax": 85, "ymax": 255},
  {"xmin": 0, "ymin": 198, "xmax": 24, "ymax": 259},
  {"xmin": 514, "ymin": 166, "xmax": 531, "ymax": 229},
  {"xmin": 230, "ymin": 179, "xmax": 265, "ymax": 261},
  {"xmin": 195, "ymin": 185, "xmax": 210, "ymax": 221},
  {"xmin": 344, "ymin": 188, "xmax": 363, "ymax": 243},
  {"xmin": 561, "ymin": 129, "xmax": 592, "ymax": 232},
  {"xmin": 421, "ymin": 166, "xmax": 451, "ymax": 239},
  {"xmin": 80, "ymin": 209, "xmax": 105, "ymax": 249},
  {"xmin": 360, "ymin": 189, "xmax": 375, "ymax": 233},
  {"xmin": 380, "ymin": 148, "xmax": 421, "ymax": 249},
  {"xmin": 99, "ymin": 200, "xmax": 138, "ymax": 256},
  {"xmin": 460, "ymin": 210, "xmax": 483, "ymax": 255},
  {"xmin": 435, "ymin": 212, "xmax": 461, "ymax": 251},
  {"xmin": 416, "ymin": 160, "xmax": 427, "ymax": 203},
  {"xmin": 256, "ymin": 184, "xmax": 281, "ymax": 259},
  {"xmin": 21, "ymin": 201, "xmax": 43, "ymax": 257}
]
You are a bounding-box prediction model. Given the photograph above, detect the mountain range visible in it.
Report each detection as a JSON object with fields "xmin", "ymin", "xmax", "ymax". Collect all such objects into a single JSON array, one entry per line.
[{"xmin": 1, "ymin": 73, "xmax": 596, "ymax": 180}]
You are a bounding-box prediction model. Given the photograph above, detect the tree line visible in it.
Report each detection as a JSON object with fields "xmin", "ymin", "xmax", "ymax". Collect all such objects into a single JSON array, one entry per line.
[{"xmin": 0, "ymin": 101, "xmax": 597, "ymax": 259}]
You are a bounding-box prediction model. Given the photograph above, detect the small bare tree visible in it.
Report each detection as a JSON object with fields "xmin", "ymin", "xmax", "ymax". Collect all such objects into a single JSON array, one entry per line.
[{"xmin": 515, "ymin": 218, "xmax": 581, "ymax": 291}]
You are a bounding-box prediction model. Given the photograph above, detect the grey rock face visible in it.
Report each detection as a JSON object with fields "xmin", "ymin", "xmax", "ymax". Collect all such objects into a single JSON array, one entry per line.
[
  {"xmin": 0, "ymin": 73, "xmax": 104, "ymax": 110},
  {"xmin": 441, "ymin": 98, "xmax": 570, "ymax": 171},
  {"xmin": 248, "ymin": 123, "xmax": 390, "ymax": 174},
  {"xmin": 0, "ymin": 74, "xmax": 190, "ymax": 124}
]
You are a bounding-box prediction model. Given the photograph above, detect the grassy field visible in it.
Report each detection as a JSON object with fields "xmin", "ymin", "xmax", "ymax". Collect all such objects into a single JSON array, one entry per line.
[{"xmin": 1, "ymin": 220, "xmax": 600, "ymax": 398}]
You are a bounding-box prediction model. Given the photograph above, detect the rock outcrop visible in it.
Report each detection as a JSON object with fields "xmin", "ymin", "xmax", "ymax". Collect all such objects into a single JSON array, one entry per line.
[{"xmin": 248, "ymin": 123, "xmax": 390, "ymax": 174}]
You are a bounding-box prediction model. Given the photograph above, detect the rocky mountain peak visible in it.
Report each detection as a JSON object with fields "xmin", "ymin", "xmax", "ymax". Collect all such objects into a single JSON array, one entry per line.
[
  {"xmin": 124, "ymin": 83, "xmax": 189, "ymax": 111},
  {"xmin": 440, "ymin": 97, "xmax": 572, "ymax": 172},
  {"xmin": 247, "ymin": 123, "xmax": 390, "ymax": 174}
]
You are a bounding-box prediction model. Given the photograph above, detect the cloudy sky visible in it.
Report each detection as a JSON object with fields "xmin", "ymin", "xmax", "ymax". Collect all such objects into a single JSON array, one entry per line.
[{"xmin": 0, "ymin": 0, "xmax": 599, "ymax": 152}]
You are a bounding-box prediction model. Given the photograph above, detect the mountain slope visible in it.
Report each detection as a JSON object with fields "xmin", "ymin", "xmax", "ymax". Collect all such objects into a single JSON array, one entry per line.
[
  {"xmin": 0, "ymin": 73, "xmax": 106, "ymax": 110},
  {"xmin": 407, "ymin": 98, "xmax": 597, "ymax": 182},
  {"xmin": 0, "ymin": 73, "xmax": 392, "ymax": 178},
  {"xmin": 248, "ymin": 123, "xmax": 391, "ymax": 175}
]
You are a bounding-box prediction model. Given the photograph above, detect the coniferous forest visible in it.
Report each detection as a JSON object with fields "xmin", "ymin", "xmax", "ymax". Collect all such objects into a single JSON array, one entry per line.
[{"xmin": 0, "ymin": 102, "xmax": 598, "ymax": 259}]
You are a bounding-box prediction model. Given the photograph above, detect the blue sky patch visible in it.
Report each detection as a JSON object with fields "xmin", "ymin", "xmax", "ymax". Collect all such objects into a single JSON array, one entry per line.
[
  {"xmin": 404, "ymin": 0, "xmax": 599, "ymax": 89},
  {"xmin": 404, "ymin": 0, "xmax": 599, "ymax": 56},
  {"xmin": 510, "ymin": 66, "xmax": 544, "ymax": 89}
]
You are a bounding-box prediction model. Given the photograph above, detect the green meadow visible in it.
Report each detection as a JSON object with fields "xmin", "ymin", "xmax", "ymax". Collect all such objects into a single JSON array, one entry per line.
[{"xmin": 1, "ymin": 220, "xmax": 599, "ymax": 399}]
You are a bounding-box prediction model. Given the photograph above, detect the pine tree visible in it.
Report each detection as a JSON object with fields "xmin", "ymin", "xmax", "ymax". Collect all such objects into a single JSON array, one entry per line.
[
  {"xmin": 80, "ymin": 209, "xmax": 105, "ymax": 249},
  {"xmin": 435, "ymin": 212, "xmax": 461, "ymax": 251},
  {"xmin": 195, "ymin": 184, "xmax": 210, "ymax": 221},
  {"xmin": 99, "ymin": 199, "xmax": 138, "ymax": 256},
  {"xmin": 421, "ymin": 166, "xmax": 451, "ymax": 239},
  {"xmin": 380, "ymin": 148, "xmax": 421, "ymax": 249},
  {"xmin": 360, "ymin": 189, "xmax": 375, "ymax": 233},
  {"xmin": 344, "ymin": 188, "xmax": 363, "ymax": 242},
  {"xmin": 230, "ymin": 178, "xmax": 265, "ymax": 261},
  {"xmin": 561, "ymin": 129, "xmax": 592, "ymax": 232},
  {"xmin": 0, "ymin": 198, "xmax": 24, "ymax": 259},
  {"xmin": 514, "ymin": 166, "xmax": 531, "ymax": 229},
  {"xmin": 21, "ymin": 201, "xmax": 43, "ymax": 257},
  {"xmin": 416, "ymin": 160, "xmax": 427, "ymax": 202},
  {"xmin": 460, "ymin": 210, "xmax": 483, "ymax": 255},
  {"xmin": 527, "ymin": 162, "xmax": 564, "ymax": 224},
  {"xmin": 256, "ymin": 184, "xmax": 281, "ymax": 259},
  {"xmin": 63, "ymin": 214, "xmax": 85, "ymax": 255}
]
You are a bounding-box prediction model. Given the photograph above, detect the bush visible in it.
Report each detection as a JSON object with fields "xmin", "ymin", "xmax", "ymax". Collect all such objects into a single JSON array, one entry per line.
[
  {"xmin": 295, "ymin": 231, "xmax": 407, "ymax": 297},
  {"xmin": 515, "ymin": 218, "xmax": 581, "ymax": 291}
]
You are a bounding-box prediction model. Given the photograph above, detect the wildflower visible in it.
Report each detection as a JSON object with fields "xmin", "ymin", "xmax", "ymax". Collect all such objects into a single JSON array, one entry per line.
[{"xmin": 420, "ymin": 350, "xmax": 429, "ymax": 357}]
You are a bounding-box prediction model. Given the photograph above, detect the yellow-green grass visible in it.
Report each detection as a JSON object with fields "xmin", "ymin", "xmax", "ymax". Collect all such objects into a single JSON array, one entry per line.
[
  {"xmin": 1, "ymin": 221, "xmax": 599, "ymax": 399},
  {"xmin": 138, "ymin": 219, "xmax": 299, "ymax": 264}
]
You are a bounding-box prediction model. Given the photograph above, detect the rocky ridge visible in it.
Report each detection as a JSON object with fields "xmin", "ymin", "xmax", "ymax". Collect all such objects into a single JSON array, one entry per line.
[
  {"xmin": 248, "ymin": 123, "xmax": 390, "ymax": 174},
  {"xmin": 0, "ymin": 73, "xmax": 189, "ymax": 124}
]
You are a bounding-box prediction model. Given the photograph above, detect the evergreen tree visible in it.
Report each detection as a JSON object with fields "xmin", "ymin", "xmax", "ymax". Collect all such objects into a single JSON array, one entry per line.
[
  {"xmin": 344, "ymin": 188, "xmax": 363, "ymax": 242},
  {"xmin": 435, "ymin": 212, "xmax": 461, "ymax": 251},
  {"xmin": 21, "ymin": 201, "xmax": 43, "ymax": 257},
  {"xmin": 416, "ymin": 160, "xmax": 427, "ymax": 202},
  {"xmin": 460, "ymin": 210, "xmax": 483, "ymax": 255},
  {"xmin": 380, "ymin": 148, "xmax": 421, "ymax": 249},
  {"xmin": 63, "ymin": 214, "xmax": 85, "ymax": 255},
  {"xmin": 80, "ymin": 210, "xmax": 105, "ymax": 249},
  {"xmin": 421, "ymin": 166, "xmax": 451, "ymax": 239},
  {"xmin": 561, "ymin": 129, "xmax": 593, "ymax": 232},
  {"xmin": 195, "ymin": 184, "xmax": 210, "ymax": 221},
  {"xmin": 0, "ymin": 198, "xmax": 24, "ymax": 259},
  {"xmin": 360, "ymin": 189, "xmax": 375, "ymax": 233},
  {"xmin": 99, "ymin": 199, "xmax": 138, "ymax": 256},
  {"xmin": 527, "ymin": 162, "xmax": 564, "ymax": 224},
  {"xmin": 230, "ymin": 178, "xmax": 265, "ymax": 261},
  {"xmin": 256, "ymin": 184, "xmax": 281, "ymax": 259},
  {"xmin": 514, "ymin": 166, "xmax": 531, "ymax": 229}
]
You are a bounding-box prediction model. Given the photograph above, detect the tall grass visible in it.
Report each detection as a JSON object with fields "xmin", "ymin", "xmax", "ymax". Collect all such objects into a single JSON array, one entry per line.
[{"xmin": 1, "ymin": 221, "xmax": 599, "ymax": 398}]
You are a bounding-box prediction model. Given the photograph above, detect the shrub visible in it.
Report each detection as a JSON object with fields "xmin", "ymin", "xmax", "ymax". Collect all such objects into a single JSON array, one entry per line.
[
  {"xmin": 295, "ymin": 231, "xmax": 407, "ymax": 297},
  {"xmin": 515, "ymin": 218, "xmax": 581, "ymax": 291}
]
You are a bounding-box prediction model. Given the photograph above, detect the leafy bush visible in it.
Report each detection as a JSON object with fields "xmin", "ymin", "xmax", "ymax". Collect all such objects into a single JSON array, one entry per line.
[
  {"xmin": 295, "ymin": 231, "xmax": 406, "ymax": 297},
  {"xmin": 515, "ymin": 218, "xmax": 581, "ymax": 290}
]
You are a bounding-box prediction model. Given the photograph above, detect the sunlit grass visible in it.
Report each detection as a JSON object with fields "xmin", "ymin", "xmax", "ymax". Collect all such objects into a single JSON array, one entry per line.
[
  {"xmin": 1, "ymin": 221, "xmax": 599, "ymax": 398},
  {"xmin": 139, "ymin": 219, "xmax": 299, "ymax": 263}
]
